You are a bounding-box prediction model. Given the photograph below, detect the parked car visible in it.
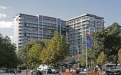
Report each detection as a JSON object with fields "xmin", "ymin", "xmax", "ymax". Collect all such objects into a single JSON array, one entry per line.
[
  {"xmin": 17, "ymin": 69, "xmax": 21, "ymax": 73},
  {"xmin": 70, "ymin": 68, "xmax": 81, "ymax": 74},
  {"xmin": 46, "ymin": 68, "xmax": 52, "ymax": 74},
  {"xmin": 0, "ymin": 69, "xmax": 5, "ymax": 73},
  {"xmin": 31, "ymin": 70, "xmax": 42, "ymax": 75},
  {"xmin": 51, "ymin": 68, "xmax": 57, "ymax": 74},
  {"xmin": 10, "ymin": 69, "xmax": 15, "ymax": 74}
]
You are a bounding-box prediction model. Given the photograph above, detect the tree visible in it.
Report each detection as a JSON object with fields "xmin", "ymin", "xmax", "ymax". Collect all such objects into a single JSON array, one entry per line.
[
  {"xmin": 18, "ymin": 40, "xmax": 45, "ymax": 67},
  {"xmin": 90, "ymin": 22, "xmax": 121, "ymax": 65},
  {"xmin": 80, "ymin": 54, "xmax": 86, "ymax": 67},
  {"xmin": 103, "ymin": 22, "xmax": 121, "ymax": 64},
  {"xmin": 0, "ymin": 34, "xmax": 18, "ymax": 68},
  {"xmin": 40, "ymin": 32, "xmax": 70, "ymax": 65},
  {"xmin": 118, "ymin": 49, "xmax": 121, "ymax": 65},
  {"xmin": 27, "ymin": 44, "xmax": 43, "ymax": 68},
  {"xmin": 89, "ymin": 28, "xmax": 105, "ymax": 60},
  {"xmin": 96, "ymin": 51, "xmax": 108, "ymax": 65}
]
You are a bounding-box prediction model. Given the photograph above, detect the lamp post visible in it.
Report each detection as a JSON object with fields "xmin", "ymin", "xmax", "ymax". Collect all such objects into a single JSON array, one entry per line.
[
  {"xmin": 25, "ymin": 46, "xmax": 29, "ymax": 75},
  {"xmin": 26, "ymin": 63, "xmax": 28, "ymax": 75},
  {"xmin": 77, "ymin": 46, "xmax": 80, "ymax": 68},
  {"xmin": 16, "ymin": 51, "xmax": 18, "ymax": 75}
]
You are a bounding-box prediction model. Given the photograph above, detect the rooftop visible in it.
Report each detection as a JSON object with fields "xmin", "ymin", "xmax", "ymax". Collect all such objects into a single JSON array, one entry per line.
[{"xmin": 67, "ymin": 13, "xmax": 104, "ymax": 21}]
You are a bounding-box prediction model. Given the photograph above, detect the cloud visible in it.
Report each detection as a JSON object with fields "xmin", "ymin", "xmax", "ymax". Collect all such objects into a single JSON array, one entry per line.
[
  {"xmin": 0, "ymin": 6, "xmax": 9, "ymax": 9},
  {"xmin": 0, "ymin": 14, "xmax": 7, "ymax": 18},
  {"xmin": 0, "ymin": 21, "xmax": 13, "ymax": 28}
]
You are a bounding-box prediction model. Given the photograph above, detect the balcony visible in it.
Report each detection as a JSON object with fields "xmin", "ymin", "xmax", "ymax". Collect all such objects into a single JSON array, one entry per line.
[
  {"xmin": 19, "ymin": 34, "xmax": 24, "ymax": 36},
  {"xmin": 26, "ymin": 34, "xmax": 38, "ymax": 37},
  {"xmin": 18, "ymin": 41, "xmax": 24, "ymax": 43},
  {"xmin": 25, "ymin": 31, "xmax": 38, "ymax": 34},
  {"xmin": 19, "ymin": 31, "xmax": 25, "ymax": 33}
]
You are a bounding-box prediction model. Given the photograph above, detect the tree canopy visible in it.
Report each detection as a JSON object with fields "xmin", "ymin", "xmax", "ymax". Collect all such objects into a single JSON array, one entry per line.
[
  {"xmin": 40, "ymin": 32, "xmax": 70, "ymax": 65},
  {"xmin": 0, "ymin": 34, "xmax": 18, "ymax": 68},
  {"xmin": 18, "ymin": 40, "xmax": 45, "ymax": 68},
  {"xmin": 28, "ymin": 44, "xmax": 43, "ymax": 68},
  {"xmin": 89, "ymin": 22, "xmax": 121, "ymax": 65}
]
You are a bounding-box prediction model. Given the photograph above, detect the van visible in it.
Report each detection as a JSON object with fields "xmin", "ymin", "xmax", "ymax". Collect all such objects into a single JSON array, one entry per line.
[
  {"xmin": 102, "ymin": 63, "xmax": 116, "ymax": 71},
  {"xmin": 37, "ymin": 64, "xmax": 57, "ymax": 74}
]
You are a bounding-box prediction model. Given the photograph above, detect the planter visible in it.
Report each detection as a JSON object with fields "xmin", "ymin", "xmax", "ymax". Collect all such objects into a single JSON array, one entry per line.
[
  {"xmin": 87, "ymin": 72, "xmax": 98, "ymax": 75},
  {"xmin": 97, "ymin": 71, "xmax": 104, "ymax": 75},
  {"xmin": 87, "ymin": 72, "xmax": 104, "ymax": 75},
  {"xmin": 62, "ymin": 72, "xmax": 71, "ymax": 75}
]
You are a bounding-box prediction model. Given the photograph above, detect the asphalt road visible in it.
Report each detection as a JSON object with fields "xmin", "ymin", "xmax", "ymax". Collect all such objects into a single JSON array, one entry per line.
[
  {"xmin": 0, "ymin": 72, "xmax": 86, "ymax": 75},
  {"xmin": 0, "ymin": 72, "xmax": 120, "ymax": 75}
]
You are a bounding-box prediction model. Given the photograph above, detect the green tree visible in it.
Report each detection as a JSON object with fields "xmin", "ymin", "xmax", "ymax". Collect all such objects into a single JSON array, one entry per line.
[
  {"xmin": 28, "ymin": 44, "xmax": 43, "ymax": 68},
  {"xmin": 40, "ymin": 32, "xmax": 70, "ymax": 65},
  {"xmin": 80, "ymin": 54, "xmax": 86, "ymax": 67},
  {"xmin": 89, "ymin": 28, "xmax": 105, "ymax": 60},
  {"xmin": 18, "ymin": 40, "xmax": 45, "ymax": 67},
  {"xmin": 0, "ymin": 34, "xmax": 18, "ymax": 68},
  {"xmin": 118, "ymin": 49, "xmax": 121, "ymax": 65},
  {"xmin": 96, "ymin": 51, "xmax": 107, "ymax": 65},
  {"xmin": 90, "ymin": 22, "xmax": 121, "ymax": 65},
  {"xmin": 104, "ymin": 22, "xmax": 121, "ymax": 64}
]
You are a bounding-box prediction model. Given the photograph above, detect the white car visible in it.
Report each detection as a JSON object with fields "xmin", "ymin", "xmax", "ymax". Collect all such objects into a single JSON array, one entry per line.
[
  {"xmin": 51, "ymin": 68, "xmax": 57, "ymax": 74},
  {"xmin": 0, "ymin": 69, "xmax": 5, "ymax": 73}
]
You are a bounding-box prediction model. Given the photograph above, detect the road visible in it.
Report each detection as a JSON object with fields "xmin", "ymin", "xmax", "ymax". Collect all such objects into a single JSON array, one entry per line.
[
  {"xmin": 0, "ymin": 72, "xmax": 86, "ymax": 75},
  {"xmin": 0, "ymin": 72, "xmax": 120, "ymax": 75}
]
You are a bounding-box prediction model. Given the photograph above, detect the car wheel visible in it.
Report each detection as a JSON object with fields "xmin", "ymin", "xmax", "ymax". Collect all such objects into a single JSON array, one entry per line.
[
  {"xmin": 106, "ymin": 71, "xmax": 109, "ymax": 75},
  {"xmin": 117, "ymin": 71, "xmax": 120, "ymax": 74}
]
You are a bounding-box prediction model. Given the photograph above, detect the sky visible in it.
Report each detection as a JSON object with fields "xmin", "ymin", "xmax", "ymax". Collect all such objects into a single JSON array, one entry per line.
[{"xmin": 0, "ymin": 0, "xmax": 121, "ymax": 41}]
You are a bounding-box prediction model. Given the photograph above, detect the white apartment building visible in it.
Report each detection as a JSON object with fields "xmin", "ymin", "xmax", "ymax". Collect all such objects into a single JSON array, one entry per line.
[
  {"xmin": 13, "ymin": 13, "xmax": 66, "ymax": 50},
  {"xmin": 66, "ymin": 13, "xmax": 104, "ymax": 56}
]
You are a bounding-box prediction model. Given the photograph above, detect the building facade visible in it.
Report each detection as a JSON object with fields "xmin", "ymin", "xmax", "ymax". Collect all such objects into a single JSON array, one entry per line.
[
  {"xmin": 13, "ymin": 13, "xmax": 66, "ymax": 50},
  {"xmin": 66, "ymin": 13, "xmax": 104, "ymax": 56}
]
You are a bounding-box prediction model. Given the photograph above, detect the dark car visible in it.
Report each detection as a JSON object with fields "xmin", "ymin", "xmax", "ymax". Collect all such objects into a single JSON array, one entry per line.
[
  {"xmin": 47, "ymin": 69, "xmax": 52, "ymax": 74},
  {"xmin": 17, "ymin": 69, "xmax": 21, "ymax": 73},
  {"xmin": 31, "ymin": 70, "xmax": 42, "ymax": 75},
  {"xmin": 10, "ymin": 69, "xmax": 15, "ymax": 74}
]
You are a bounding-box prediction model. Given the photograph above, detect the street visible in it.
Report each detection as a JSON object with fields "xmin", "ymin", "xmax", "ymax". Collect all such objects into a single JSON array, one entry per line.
[
  {"xmin": 0, "ymin": 72, "xmax": 86, "ymax": 75},
  {"xmin": 0, "ymin": 72, "xmax": 120, "ymax": 75}
]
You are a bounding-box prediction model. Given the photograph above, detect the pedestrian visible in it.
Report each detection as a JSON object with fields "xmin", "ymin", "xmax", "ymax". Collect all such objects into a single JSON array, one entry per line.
[
  {"xmin": 94, "ymin": 66, "xmax": 98, "ymax": 72},
  {"xmin": 14, "ymin": 69, "xmax": 17, "ymax": 75}
]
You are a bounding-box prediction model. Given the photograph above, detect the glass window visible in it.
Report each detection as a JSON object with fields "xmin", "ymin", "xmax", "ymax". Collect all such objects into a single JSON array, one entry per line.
[
  {"xmin": 90, "ymin": 28, "xmax": 94, "ymax": 31},
  {"xmin": 90, "ymin": 17, "xmax": 95, "ymax": 21}
]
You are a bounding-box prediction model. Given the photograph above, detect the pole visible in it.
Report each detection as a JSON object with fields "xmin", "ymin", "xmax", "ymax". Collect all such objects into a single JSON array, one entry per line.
[
  {"xmin": 85, "ymin": 26, "xmax": 88, "ymax": 70},
  {"xmin": 86, "ymin": 41, "xmax": 88, "ymax": 69},
  {"xmin": 77, "ymin": 46, "xmax": 79, "ymax": 68},
  {"xmin": 26, "ymin": 64, "xmax": 28, "ymax": 75},
  {"xmin": 26, "ymin": 47, "xmax": 28, "ymax": 75},
  {"xmin": 16, "ymin": 51, "xmax": 18, "ymax": 75}
]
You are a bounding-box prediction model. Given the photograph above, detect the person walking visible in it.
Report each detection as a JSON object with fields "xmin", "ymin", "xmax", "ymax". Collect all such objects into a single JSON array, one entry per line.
[{"xmin": 94, "ymin": 66, "xmax": 98, "ymax": 72}]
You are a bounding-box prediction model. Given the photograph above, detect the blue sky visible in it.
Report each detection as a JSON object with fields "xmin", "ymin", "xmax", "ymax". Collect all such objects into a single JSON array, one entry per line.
[{"xmin": 0, "ymin": 0, "xmax": 121, "ymax": 40}]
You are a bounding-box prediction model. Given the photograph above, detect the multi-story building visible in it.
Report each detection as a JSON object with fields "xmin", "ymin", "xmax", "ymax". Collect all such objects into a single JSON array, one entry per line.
[
  {"xmin": 66, "ymin": 13, "xmax": 104, "ymax": 56},
  {"xmin": 13, "ymin": 13, "xmax": 66, "ymax": 50}
]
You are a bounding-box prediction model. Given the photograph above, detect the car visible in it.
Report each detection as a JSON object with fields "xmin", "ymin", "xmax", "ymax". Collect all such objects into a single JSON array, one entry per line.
[
  {"xmin": 31, "ymin": 70, "xmax": 37, "ymax": 75},
  {"xmin": 0, "ymin": 69, "xmax": 5, "ymax": 73},
  {"xmin": 51, "ymin": 68, "xmax": 57, "ymax": 74},
  {"xmin": 105, "ymin": 67, "xmax": 121, "ymax": 75},
  {"xmin": 70, "ymin": 68, "xmax": 80, "ymax": 74},
  {"xmin": 46, "ymin": 68, "xmax": 52, "ymax": 74},
  {"xmin": 10, "ymin": 69, "xmax": 15, "ymax": 74},
  {"xmin": 17, "ymin": 69, "xmax": 21, "ymax": 73},
  {"xmin": 31, "ymin": 70, "xmax": 42, "ymax": 75}
]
